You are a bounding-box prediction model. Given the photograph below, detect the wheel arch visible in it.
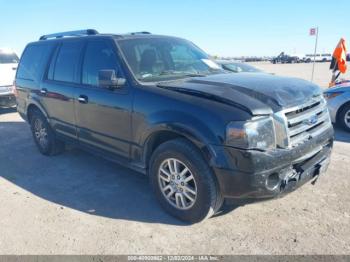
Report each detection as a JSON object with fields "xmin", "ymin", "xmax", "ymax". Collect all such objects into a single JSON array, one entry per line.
[
  {"xmin": 26, "ymin": 101, "xmax": 48, "ymax": 123},
  {"xmin": 336, "ymin": 101, "xmax": 350, "ymax": 123},
  {"xmin": 142, "ymin": 127, "xmax": 217, "ymax": 173}
]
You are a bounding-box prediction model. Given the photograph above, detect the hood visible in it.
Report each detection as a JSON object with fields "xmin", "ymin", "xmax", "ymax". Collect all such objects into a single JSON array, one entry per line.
[
  {"xmin": 332, "ymin": 81, "xmax": 350, "ymax": 90},
  {"xmin": 326, "ymin": 83, "xmax": 350, "ymax": 93},
  {"xmin": 0, "ymin": 63, "xmax": 17, "ymax": 86},
  {"xmin": 157, "ymin": 73, "xmax": 322, "ymax": 115}
]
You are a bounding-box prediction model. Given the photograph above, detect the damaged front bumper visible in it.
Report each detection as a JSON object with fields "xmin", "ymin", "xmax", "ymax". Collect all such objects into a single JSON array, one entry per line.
[{"xmin": 211, "ymin": 126, "xmax": 333, "ymax": 202}]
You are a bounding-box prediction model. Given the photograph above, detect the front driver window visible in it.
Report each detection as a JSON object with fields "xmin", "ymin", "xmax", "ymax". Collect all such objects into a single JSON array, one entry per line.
[{"xmin": 82, "ymin": 41, "xmax": 119, "ymax": 86}]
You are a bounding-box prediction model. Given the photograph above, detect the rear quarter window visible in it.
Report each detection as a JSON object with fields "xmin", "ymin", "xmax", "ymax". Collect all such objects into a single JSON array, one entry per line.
[{"xmin": 17, "ymin": 43, "xmax": 54, "ymax": 81}]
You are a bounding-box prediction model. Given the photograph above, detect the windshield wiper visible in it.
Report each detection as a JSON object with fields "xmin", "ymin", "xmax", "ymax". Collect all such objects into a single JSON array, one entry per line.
[
  {"xmin": 159, "ymin": 70, "xmax": 206, "ymax": 77},
  {"xmin": 184, "ymin": 73, "xmax": 206, "ymax": 77}
]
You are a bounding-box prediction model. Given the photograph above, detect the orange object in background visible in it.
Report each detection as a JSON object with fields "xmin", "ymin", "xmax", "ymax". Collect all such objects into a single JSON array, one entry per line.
[
  {"xmin": 331, "ymin": 38, "xmax": 347, "ymax": 74},
  {"xmin": 329, "ymin": 38, "xmax": 347, "ymax": 87}
]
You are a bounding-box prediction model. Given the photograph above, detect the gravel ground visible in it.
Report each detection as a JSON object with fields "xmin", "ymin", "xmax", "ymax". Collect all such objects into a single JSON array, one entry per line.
[
  {"xmin": 250, "ymin": 61, "xmax": 350, "ymax": 88},
  {"xmin": 0, "ymin": 63, "xmax": 349, "ymax": 255}
]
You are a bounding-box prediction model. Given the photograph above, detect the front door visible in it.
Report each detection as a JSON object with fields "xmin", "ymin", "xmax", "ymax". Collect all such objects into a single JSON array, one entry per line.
[{"xmin": 74, "ymin": 39, "xmax": 132, "ymax": 159}]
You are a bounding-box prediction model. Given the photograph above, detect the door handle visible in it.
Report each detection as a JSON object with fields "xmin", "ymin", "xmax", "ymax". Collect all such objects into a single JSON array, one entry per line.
[
  {"xmin": 40, "ymin": 88, "xmax": 47, "ymax": 95},
  {"xmin": 78, "ymin": 95, "xmax": 88, "ymax": 104}
]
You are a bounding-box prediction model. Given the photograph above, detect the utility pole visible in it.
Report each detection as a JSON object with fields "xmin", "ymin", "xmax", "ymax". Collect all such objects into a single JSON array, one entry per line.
[{"xmin": 311, "ymin": 27, "xmax": 319, "ymax": 82}]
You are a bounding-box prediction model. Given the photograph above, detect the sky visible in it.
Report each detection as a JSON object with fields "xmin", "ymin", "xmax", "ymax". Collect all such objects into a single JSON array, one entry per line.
[{"xmin": 0, "ymin": 0, "xmax": 349, "ymax": 57}]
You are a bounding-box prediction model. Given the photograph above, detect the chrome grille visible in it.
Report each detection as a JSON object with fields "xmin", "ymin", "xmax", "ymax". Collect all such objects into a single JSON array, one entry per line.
[{"xmin": 277, "ymin": 95, "xmax": 332, "ymax": 148}]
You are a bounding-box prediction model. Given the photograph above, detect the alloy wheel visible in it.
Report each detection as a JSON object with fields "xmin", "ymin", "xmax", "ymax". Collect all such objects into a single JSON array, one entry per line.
[
  {"xmin": 344, "ymin": 110, "xmax": 350, "ymax": 128},
  {"xmin": 158, "ymin": 158, "xmax": 197, "ymax": 210},
  {"xmin": 34, "ymin": 118, "xmax": 48, "ymax": 149}
]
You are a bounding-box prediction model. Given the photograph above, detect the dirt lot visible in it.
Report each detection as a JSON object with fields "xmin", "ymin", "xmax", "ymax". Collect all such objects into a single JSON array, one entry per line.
[
  {"xmin": 251, "ymin": 61, "xmax": 350, "ymax": 88},
  {"xmin": 0, "ymin": 63, "xmax": 349, "ymax": 255}
]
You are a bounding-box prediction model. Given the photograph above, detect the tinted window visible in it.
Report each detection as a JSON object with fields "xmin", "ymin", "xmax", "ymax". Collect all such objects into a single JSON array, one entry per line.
[
  {"xmin": 82, "ymin": 41, "xmax": 119, "ymax": 86},
  {"xmin": 17, "ymin": 44, "xmax": 53, "ymax": 81},
  {"xmin": 170, "ymin": 45, "xmax": 198, "ymax": 62},
  {"xmin": 118, "ymin": 38, "xmax": 223, "ymax": 82},
  {"xmin": 0, "ymin": 52, "xmax": 19, "ymax": 64},
  {"xmin": 51, "ymin": 41, "xmax": 83, "ymax": 83}
]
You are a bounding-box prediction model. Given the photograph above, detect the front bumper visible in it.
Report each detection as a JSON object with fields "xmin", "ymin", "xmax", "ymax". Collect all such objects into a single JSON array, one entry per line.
[
  {"xmin": 211, "ymin": 126, "xmax": 334, "ymax": 201},
  {"xmin": 0, "ymin": 94, "xmax": 16, "ymax": 107}
]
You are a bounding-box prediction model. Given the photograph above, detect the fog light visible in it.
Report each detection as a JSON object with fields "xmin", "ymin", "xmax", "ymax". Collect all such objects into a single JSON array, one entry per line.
[{"xmin": 266, "ymin": 173, "xmax": 280, "ymax": 191}]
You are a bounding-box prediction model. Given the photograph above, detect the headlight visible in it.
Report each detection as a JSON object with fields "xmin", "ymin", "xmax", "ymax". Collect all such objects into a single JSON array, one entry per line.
[
  {"xmin": 226, "ymin": 116, "xmax": 276, "ymax": 150},
  {"xmin": 323, "ymin": 91, "xmax": 344, "ymax": 100}
]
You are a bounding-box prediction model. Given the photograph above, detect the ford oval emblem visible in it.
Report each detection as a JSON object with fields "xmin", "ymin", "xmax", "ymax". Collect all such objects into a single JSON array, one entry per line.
[{"xmin": 308, "ymin": 114, "xmax": 318, "ymax": 125}]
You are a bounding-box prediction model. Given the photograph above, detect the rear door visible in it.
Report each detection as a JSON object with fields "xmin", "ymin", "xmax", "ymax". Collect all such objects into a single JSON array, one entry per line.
[
  {"xmin": 16, "ymin": 42, "xmax": 55, "ymax": 118},
  {"xmin": 41, "ymin": 40, "xmax": 84, "ymax": 140},
  {"xmin": 74, "ymin": 39, "xmax": 133, "ymax": 159}
]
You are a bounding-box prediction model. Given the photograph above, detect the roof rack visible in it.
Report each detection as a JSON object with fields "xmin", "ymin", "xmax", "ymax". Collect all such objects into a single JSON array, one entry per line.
[
  {"xmin": 39, "ymin": 29, "xmax": 99, "ymax": 40},
  {"xmin": 129, "ymin": 31, "xmax": 151, "ymax": 35}
]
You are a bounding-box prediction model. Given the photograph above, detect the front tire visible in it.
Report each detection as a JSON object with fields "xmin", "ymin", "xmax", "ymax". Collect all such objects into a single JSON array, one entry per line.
[
  {"xmin": 30, "ymin": 110, "xmax": 65, "ymax": 155},
  {"xmin": 149, "ymin": 138, "xmax": 223, "ymax": 223},
  {"xmin": 338, "ymin": 104, "xmax": 350, "ymax": 132}
]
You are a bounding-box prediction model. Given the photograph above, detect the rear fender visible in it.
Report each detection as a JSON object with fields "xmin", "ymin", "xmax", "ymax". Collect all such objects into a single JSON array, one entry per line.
[{"xmin": 26, "ymin": 96, "xmax": 49, "ymax": 122}]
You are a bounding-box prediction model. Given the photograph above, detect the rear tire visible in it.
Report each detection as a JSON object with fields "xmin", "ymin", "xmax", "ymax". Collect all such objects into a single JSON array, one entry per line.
[
  {"xmin": 30, "ymin": 109, "xmax": 65, "ymax": 155},
  {"xmin": 338, "ymin": 104, "xmax": 350, "ymax": 132},
  {"xmin": 149, "ymin": 138, "xmax": 223, "ymax": 223}
]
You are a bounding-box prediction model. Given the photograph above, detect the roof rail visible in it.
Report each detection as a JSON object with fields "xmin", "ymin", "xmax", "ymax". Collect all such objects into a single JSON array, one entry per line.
[
  {"xmin": 129, "ymin": 31, "xmax": 151, "ymax": 35},
  {"xmin": 39, "ymin": 29, "xmax": 99, "ymax": 40}
]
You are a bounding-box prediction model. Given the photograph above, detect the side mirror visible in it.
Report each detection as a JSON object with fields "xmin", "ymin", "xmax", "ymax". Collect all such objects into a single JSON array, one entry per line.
[{"xmin": 98, "ymin": 70, "xmax": 126, "ymax": 90}]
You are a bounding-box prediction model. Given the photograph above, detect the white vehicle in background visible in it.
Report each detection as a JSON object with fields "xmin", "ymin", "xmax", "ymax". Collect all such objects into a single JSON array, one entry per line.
[
  {"xmin": 290, "ymin": 54, "xmax": 305, "ymax": 62},
  {"xmin": 303, "ymin": 53, "xmax": 332, "ymax": 63},
  {"xmin": 0, "ymin": 49, "xmax": 18, "ymax": 107}
]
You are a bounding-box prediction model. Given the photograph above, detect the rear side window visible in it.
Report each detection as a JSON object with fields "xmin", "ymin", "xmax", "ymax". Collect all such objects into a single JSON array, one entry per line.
[
  {"xmin": 49, "ymin": 41, "xmax": 83, "ymax": 83},
  {"xmin": 82, "ymin": 41, "xmax": 119, "ymax": 86},
  {"xmin": 17, "ymin": 44, "xmax": 53, "ymax": 81}
]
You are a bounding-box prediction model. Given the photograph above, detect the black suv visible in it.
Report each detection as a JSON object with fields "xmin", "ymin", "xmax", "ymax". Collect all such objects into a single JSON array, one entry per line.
[
  {"xmin": 271, "ymin": 52, "xmax": 300, "ymax": 64},
  {"xmin": 16, "ymin": 30, "xmax": 333, "ymax": 223}
]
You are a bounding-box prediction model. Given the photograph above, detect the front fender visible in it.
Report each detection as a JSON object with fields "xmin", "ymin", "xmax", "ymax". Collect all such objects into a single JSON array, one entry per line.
[
  {"xmin": 141, "ymin": 110, "xmax": 223, "ymax": 146},
  {"xmin": 136, "ymin": 110, "xmax": 230, "ymax": 169}
]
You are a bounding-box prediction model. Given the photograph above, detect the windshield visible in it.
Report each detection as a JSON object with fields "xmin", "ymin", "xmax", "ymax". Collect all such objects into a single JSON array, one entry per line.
[
  {"xmin": 221, "ymin": 62, "xmax": 261, "ymax": 73},
  {"xmin": 117, "ymin": 37, "xmax": 224, "ymax": 82},
  {"xmin": 0, "ymin": 52, "xmax": 19, "ymax": 64}
]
